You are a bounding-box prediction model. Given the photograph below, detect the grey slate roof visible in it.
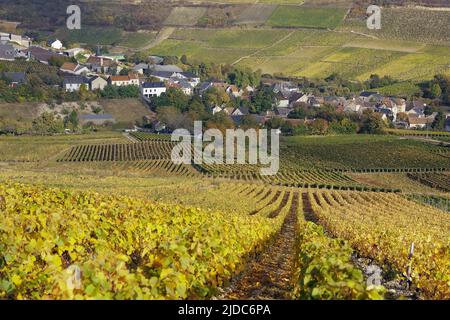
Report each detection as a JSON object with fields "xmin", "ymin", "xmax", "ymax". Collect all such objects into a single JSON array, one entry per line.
[
  {"xmin": 79, "ymin": 114, "xmax": 115, "ymax": 120},
  {"xmin": 0, "ymin": 44, "xmax": 16, "ymax": 60},
  {"xmin": 24, "ymin": 46, "xmax": 60, "ymax": 63},
  {"xmin": 63, "ymin": 75, "xmax": 89, "ymax": 85},
  {"xmin": 142, "ymin": 82, "xmax": 165, "ymax": 88},
  {"xmin": 2, "ymin": 72, "xmax": 26, "ymax": 84}
]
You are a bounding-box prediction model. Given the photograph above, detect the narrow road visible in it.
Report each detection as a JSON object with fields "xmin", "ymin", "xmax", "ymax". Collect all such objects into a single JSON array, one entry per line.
[
  {"xmin": 140, "ymin": 27, "xmax": 175, "ymax": 51},
  {"xmin": 219, "ymin": 193, "xmax": 299, "ymax": 300}
]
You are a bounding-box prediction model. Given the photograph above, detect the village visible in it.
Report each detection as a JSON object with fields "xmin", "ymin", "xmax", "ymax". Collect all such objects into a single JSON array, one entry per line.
[{"xmin": 1, "ymin": 32, "xmax": 449, "ymax": 133}]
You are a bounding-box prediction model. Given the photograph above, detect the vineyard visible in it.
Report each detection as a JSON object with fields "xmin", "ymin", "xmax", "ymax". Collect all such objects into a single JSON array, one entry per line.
[
  {"xmin": 407, "ymin": 172, "xmax": 450, "ymax": 192},
  {"xmin": 0, "ymin": 182, "xmax": 388, "ymax": 300},
  {"xmin": 308, "ymin": 190, "xmax": 450, "ymax": 299},
  {"xmin": 58, "ymin": 141, "xmax": 174, "ymax": 162}
]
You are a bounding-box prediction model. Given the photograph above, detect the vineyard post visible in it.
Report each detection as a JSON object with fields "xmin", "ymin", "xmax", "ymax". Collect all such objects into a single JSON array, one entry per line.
[{"xmin": 406, "ymin": 242, "xmax": 414, "ymax": 289}]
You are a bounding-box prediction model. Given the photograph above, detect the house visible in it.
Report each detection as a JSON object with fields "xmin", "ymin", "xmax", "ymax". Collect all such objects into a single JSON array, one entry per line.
[
  {"xmin": 231, "ymin": 107, "xmax": 249, "ymax": 116},
  {"xmin": 308, "ymin": 97, "xmax": 321, "ymax": 108},
  {"xmin": 150, "ymin": 71, "xmax": 200, "ymax": 88},
  {"xmin": 63, "ymin": 48, "xmax": 84, "ymax": 58},
  {"xmin": 407, "ymin": 112, "xmax": 436, "ymax": 129},
  {"xmin": 133, "ymin": 63, "xmax": 149, "ymax": 75},
  {"xmin": 2, "ymin": 72, "xmax": 26, "ymax": 87},
  {"xmin": 24, "ymin": 46, "xmax": 60, "ymax": 64},
  {"xmin": 273, "ymin": 82, "xmax": 298, "ymax": 96},
  {"xmin": 0, "ymin": 33, "xmax": 31, "ymax": 48},
  {"xmin": 226, "ymin": 85, "xmax": 243, "ymax": 98},
  {"xmin": 79, "ymin": 114, "xmax": 116, "ymax": 126},
  {"xmin": 99, "ymin": 54, "xmax": 125, "ymax": 62},
  {"xmin": 289, "ymin": 92, "xmax": 309, "ymax": 107},
  {"xmin": 359, "ymin": 91, "xmax": 381, "ymax": 102},
  {"xmin": 344, "ymin": 99, "xmax": 363, "ymax": 113},
  {"xmin": 197, "ymin": 80, "xmax": 227, "ymax": 95},
  {"xmin": 141, "ymin": 82, "xmax": 166, "ymax": 98},
  {"xmin": 149, "ymin": 64, "xmax": 183, "ymax": 73},
  {"xmin": 60, "ymin": 62, "xmax": 89, "ymax": 75},
  {"xmin": 63, "ymin": 75, "xmax": 89, "ymax": 92},
  {"xmin": 48, "ymin": 39, "xmax": 63, "ymax": 50},
  {"xmin": 85, "ymin": 56, "xmax": 115, "ymax": 73},
  {"xmin": 88, "ymin": 76, "xmax": 108, "ymax": 91},
  {"xmin": 211, "ymin": 105, "xmax": 224, "ymax": 115},
  {"xmin": 223, "ymin": 107, "xmax": 236, "ymax": 115},
  {"xmin": 276, "ymin": 107, "xmax": 293, "ymax": 118},
  {"xmin": 108, "ymin": 75, "xmax": 139, "ymax": 87},
  {"xmin": 0, "ymin": 43, "xmax": 17, "ymax": 61},
  {"xmin": 407, "ymin": 100, "xmax": 427, "ymax": 117},
  {"xmin": 377, "ymin": 108, "xmax": 394, "ymax": 122},
  {"xmin": 167, "ymin": 78, "xmax": 194, "ymax": 95},
  {"xmin": 275, "ymin": 92, "xmax": 290, "ymax": 108}
]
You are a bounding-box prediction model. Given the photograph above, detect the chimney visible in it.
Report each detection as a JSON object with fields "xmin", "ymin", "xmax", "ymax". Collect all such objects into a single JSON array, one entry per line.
[{"xmin": 100, "ymin": 58, "xmax": 103, "ymax": 67}]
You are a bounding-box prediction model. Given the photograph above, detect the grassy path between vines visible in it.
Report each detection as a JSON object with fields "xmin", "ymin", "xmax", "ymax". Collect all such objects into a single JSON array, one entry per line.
[{"xmin": 218, "ymin": 193, "xmax": 299, "ymax": 300}]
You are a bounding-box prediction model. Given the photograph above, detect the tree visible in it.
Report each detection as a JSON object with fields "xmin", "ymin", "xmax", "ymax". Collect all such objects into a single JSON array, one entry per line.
[
  {"xmin": 430, "ymin": 83, "xmax": 442, "ymax": 99},
  {"xmin": 65, "ymin": 110, "xmax": 79, "ymax": 130},
  {"xmin": 32, "ymin": 112, "xmax": 64, "ymax": 135},
  {"xmin": 206, "ymin": 111, "xmax": 235, "ymax": 134},
  {"xmin": 309, "ymin": 119, "xmax": 329, "ymax": 135},
  {"xmin": 432, "ymin": 112, "xmax": 446, "ymax": 130},
  {"xmin": 359, "ymin": 109, "xmax": 385, "ymax": 134}
]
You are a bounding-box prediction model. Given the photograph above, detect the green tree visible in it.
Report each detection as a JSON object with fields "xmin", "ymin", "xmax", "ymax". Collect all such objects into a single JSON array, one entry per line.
[
  {"xmin": 430, "ymin": 83, "xmax": 442, "ymax": 99},
  {"xmin": 432, "ymin": 112, "xmax": 446, "ymax": 130},
  {"xmin": 66, "ymin": 110, "xmax": 79, "ymax": 130},
  {"xmin": 359, "ymin": 109, "xmax": 385, "ymax": 134}
]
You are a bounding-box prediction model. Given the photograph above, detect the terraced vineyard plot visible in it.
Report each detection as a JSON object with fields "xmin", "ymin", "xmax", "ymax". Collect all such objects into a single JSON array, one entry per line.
[
  {"xmin": 58, "ymin": 142, "xmax": 175, "ymax": 162},
  {"xmin": 111, "ymin": 160, "xmax": 200, "ymax": 177},
  {"xmin": 164, "ymin": 7, "xmax": 207, "ymax": 26},
  {"xmin": 281, "ymin": 135, "xmax": 450, "ymax": 170},
  {"xmin": 201, "ymin": 163, "xmax": 361, "ymax": 187},
  {"xmin": 407, "ymin": 172, "xmax": 450, "ymax": 192},
  {"xmin": 130, "ymin": 132, "xmax": 173, "ymax": 142},
  {"xmin": 309, "ymin": 191, "xmax": 450, "ymax": 299},
  {"xmin": 266, "ymin": 6, "xmax": 348, "ymax": 29},
  {"xmin": 299, "ymin": 47, "xmax": 406, "ymax": 80},
  {"xmin": 235, "ymin": 4, "xmax": 277, "ymax": 25}
]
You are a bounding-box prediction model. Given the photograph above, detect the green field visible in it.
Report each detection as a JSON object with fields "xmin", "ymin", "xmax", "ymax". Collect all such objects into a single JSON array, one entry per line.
[{"xmin": 266, "ymin": 6, "xmax": 348, "ymax": 29}]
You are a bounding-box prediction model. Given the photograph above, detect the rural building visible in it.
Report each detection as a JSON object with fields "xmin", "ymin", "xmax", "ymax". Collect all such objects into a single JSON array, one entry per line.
[
  {"xmin": 60, "ymin": 62, "xmax": 89, "ymax": 75},
  {"xmin": 141, "ymin": 82, "xmax": 166, "ymax": 98},
  {"xmin": 149, "ymin": 64, "xmax": 183, "ymax": 73},
  {"xmin": 63, "ymin": 48, "xmax": 84, "ymax": 57},
  {"xmin": 150, "ymin": 71, "xmax": 200, "ymax": 88},
  {"xmin": 88, "ymin": 76, "xmax": 108, "ymax": 91},
  {"xmin": 79, "ymin": 114, "xmax": 116, "ymax": 126},
  {"xmin": 0, "ymin": 43, "xmax": 17, "ymax": 61},
  {"xmin": 24, "ymin": 46, "xmax": 60, "ymax": 64},
  {"xmin": 226, "ymin": 85, "xmax": 243, "ymax": 98},
  {"xmin": 85, "ymin": 56, "xmax": 115, "ymax": 73},
  {"xmin": 133, "ymin": 63, "xmax": 149, "ymax": 75},
  {"xmin": 108, "ymin": 75, "xmax": 139, "ymax": 87},
  {"xmin": 359, "ymin": 91, "xmax": 381, "ymax": 102},
  {"xmin": 48, "ymin": 39, "xmax": 63, "ymax": 50},
  {"xmin": 408, "ymin": 114, "xmax": 436, "ymax": 129},
  {"xmin": 63, "ymin": 75, "xmax": 89, "ymax": 92},
  {"xmin": 0, "ymin": 32, "xmax": 31, "ymax": 47},
  {"xmin": 275, "ymin": 92, "xmax": 290, "ymax": 108},
  {"xmin": 2, "ymin": 72, "xmax": 26, "ymax": 87}
]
